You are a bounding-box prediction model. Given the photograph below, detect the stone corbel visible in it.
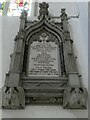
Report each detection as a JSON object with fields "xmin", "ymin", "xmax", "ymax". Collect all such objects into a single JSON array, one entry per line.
[
  {"xmin": 2, "ymin": 86, "xmax": 25, "ymax": 109},
  {"xmin": 63, "ymin": 86, "xmax": 88, "ymax": 109}
]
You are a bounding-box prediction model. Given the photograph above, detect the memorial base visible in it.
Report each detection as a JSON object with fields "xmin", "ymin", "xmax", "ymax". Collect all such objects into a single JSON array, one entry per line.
[{"xmin": 22, "ymin": 77, "xmax": 68, "ymax": 105}]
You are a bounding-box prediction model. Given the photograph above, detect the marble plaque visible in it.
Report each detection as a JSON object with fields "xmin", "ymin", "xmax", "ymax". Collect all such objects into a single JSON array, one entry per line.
[{"xmin": 28, "ymin": 34, "xmax": 59, "ymax": 77}]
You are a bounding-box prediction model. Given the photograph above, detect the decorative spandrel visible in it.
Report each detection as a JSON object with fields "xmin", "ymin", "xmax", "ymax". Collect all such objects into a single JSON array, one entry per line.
[{"xmin": 28, "ymin": 33, "xmax": 60, "ymax": 77}]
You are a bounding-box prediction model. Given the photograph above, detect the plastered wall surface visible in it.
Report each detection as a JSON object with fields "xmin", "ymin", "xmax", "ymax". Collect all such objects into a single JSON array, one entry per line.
[{"xmin": 0, "ymin": 2, "xmax": 88, "ymax": 118}]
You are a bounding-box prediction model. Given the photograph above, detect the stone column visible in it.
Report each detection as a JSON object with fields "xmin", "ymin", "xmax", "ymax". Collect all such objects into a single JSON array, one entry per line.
[{"xmin": 60, "ymin": 9, "xmax": 88, "ymax": 109}]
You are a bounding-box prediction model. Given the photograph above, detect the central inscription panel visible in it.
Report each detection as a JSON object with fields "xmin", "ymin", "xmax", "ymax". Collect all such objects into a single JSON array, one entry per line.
[{"xmin": 28, "ymin": 33, "xmax": 59, "ymax": 77}]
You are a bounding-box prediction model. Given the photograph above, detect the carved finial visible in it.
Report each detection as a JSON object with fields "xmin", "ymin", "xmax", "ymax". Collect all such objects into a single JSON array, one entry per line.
[
  {"xmin": 20, "ymin": 10, "xmax": 27, "ymax": 19},
  {"xmin": 60, "ymin": 8, "xmax": 79, "ymax": 21},
  {"xmin": 19, "ymin": 10, "xmax": 27, "ymax": 30},
  {"xmin": 60, "ymin": 8, "xmax": 67, "ymax": 21},
  {"xmin": 38, "ymin": 2, "xmax": 49, "ymax": 19},
  {"xmin": 61, "ymin": 8, "xmax": 66, "ymax": 13}
]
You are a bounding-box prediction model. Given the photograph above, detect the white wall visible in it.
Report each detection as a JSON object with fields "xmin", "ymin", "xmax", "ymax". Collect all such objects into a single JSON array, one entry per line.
[
  {"xmin": 0, "ymin": 16, "xmax": 2, "ymax": 120},
  {"xmin": 0, "ymin": 16, "xmax": 2, "ymax": 88},
  {"xmin": 0, "ymin": 1, "xmax": 88, "ymax": 118}
]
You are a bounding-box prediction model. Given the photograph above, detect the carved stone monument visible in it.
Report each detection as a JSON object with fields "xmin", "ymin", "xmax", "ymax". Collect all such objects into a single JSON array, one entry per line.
[{"xmin": 2, "ymin": 2, "xmax": 88, "ymax": 109}]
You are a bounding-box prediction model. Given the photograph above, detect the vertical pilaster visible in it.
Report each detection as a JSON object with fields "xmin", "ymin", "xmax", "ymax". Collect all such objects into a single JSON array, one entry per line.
[
  {"xmin": 63, "ymin": 31, "xmax": 80, "ymax": 86},
  {"xmin": 5, "ymin": 10, "xmax": 27, "ymax": 87},
  {"xmin": 2, "ymin": 10, "xmax": 27, "ymax": 109},
  {"xmin": 60, "ymin": 9, "xmax": 88, "ymax": 109},
  {"xmin": 60, "ymin": 8, "xmax": 80, "ymax": 87}
]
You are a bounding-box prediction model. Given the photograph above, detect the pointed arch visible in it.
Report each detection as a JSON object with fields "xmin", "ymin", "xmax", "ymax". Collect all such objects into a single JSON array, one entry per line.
[{"xmin": 25, "ymin": 16, "xmax": 63, "ymax": 44}]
